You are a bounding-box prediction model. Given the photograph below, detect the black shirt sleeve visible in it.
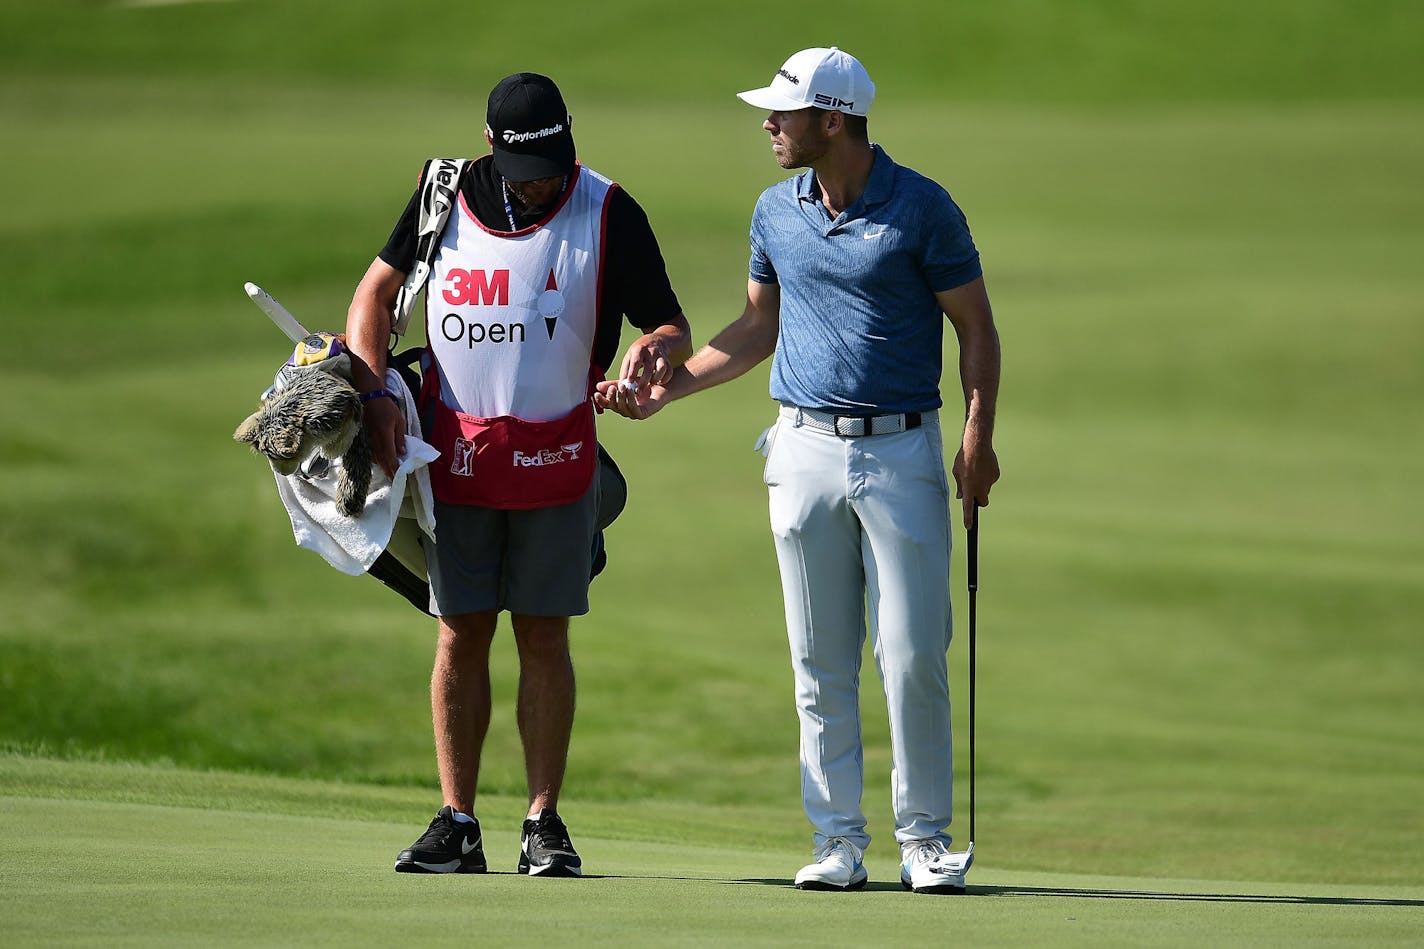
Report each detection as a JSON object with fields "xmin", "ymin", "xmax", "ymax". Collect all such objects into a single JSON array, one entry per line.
[
  {"xmin": 592, "ymin": 186, "xmax": 682, "ymax": 370},
  {"xmin": 603, "ymin": 187, "xmax": 681, "ymax": 330}
]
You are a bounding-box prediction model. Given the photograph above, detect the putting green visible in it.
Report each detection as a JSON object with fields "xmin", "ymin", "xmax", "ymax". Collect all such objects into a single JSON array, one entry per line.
[{"xmin": 2, "ymin": 758, "xmax": 1420, "ymax": 947}]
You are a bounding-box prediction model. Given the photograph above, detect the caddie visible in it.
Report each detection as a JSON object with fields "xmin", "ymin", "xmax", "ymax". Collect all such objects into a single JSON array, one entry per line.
[{"xmin": 346, "ymin": 72, "xmax": 692, "ymax": 878}]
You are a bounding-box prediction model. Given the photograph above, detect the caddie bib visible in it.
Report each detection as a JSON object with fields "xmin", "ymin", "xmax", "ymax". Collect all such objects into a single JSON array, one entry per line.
[{"xmin": 422, "ymin": 162, "xmax": 616, "ymax": 509}]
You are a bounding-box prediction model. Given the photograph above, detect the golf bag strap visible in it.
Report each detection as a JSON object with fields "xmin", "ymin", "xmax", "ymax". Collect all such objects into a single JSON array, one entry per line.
[
  {"xmin": 391, "ymin": 158, "xmax": 470, "ymax": 339},
  {"xmin": 367, "ymin": 549, "xmax": 434, "ymax": 617},
  {"xmin": 389, "ymin": 346, "xmax": 424, "ymax": 399}
]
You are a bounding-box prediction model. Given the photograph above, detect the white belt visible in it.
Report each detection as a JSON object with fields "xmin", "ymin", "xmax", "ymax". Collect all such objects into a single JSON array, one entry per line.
[{"xmin": 781, "ymin": 406, "xmax": 925, "ymax": 437}]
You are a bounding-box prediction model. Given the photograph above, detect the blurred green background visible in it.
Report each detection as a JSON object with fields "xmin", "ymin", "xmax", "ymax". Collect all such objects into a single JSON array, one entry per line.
[{"xmin": 2, "ymin": 0, "xmax": 1421, "ymax": 889}]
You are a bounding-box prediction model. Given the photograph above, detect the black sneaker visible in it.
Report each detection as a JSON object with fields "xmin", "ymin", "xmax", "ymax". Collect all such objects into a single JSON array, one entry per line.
[
  {"xmin": 394, "ymin": 806, "xmax": 487, "ymax": 874},
  {"xmin": 517, "ymin": 809, "xmax": 583, "ymax": 877}
]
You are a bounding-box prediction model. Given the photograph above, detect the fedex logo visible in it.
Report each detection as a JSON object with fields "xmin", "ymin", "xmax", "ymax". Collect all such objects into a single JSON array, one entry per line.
[
  {"xmin": 513, "ymin": 442, "xmax": 582, "ymax": 467},
  {"xmin": 444, "ymin": 269, "xmax": 510, "ymax": 306}
]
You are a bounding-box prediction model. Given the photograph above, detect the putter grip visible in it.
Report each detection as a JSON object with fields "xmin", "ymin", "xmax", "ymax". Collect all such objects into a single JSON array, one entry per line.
[{"xmin": 967, "ymin": 507, "xmax": 980, "ymax": 592}]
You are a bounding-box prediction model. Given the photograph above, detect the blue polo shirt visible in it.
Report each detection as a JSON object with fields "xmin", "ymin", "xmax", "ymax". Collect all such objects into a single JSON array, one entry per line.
[{"xmin": 749, "ymin": 144, "xmax": 982, "ymax": 414}]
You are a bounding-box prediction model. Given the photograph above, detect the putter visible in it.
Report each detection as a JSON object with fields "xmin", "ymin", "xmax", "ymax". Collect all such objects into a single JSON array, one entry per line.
[
  {"xmin": 942, "ymin": 505, "xmax": 979, "ymax": 885},
  {"xmin": 967, "ymin": 505, "xmax": 979, "ymax": 856}
]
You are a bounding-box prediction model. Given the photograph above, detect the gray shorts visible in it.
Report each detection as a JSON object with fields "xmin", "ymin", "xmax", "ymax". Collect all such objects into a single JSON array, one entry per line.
[{"xmin": 425, "ymin": 474, "xmax": 599, "ymax": 618}]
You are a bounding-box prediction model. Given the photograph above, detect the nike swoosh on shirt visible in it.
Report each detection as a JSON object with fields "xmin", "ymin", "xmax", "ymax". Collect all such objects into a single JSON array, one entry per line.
[{"xmin": 863, "ymin": 228, "xmax": 888, "ymax": 239}]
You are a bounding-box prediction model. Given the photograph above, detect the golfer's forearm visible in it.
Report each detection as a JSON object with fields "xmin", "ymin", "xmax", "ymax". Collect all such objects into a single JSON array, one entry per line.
[
  {"xmin": 664, "ymin": 319, "xmax": 776, "ymax": 402},
  {"xmin": 958, "ymin": 328, "xmax": 1000, "ymax": 442},
  {"xmin": 937, "ymin": 278, "xmax": 999, "ymax": 441}
]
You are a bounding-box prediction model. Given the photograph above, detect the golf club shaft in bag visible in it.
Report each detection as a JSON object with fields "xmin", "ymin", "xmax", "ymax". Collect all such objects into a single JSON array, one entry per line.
[{"xmin": 245, "ymin": 282, "xmax": 310, "ymax": 343}]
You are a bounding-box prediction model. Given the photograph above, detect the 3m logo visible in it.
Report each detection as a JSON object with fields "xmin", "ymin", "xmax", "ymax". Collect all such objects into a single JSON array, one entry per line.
[
  {"xmin": 813, "ymin": 93, "xmax": 854, "ymax": 109},
  {"xmin": 778, "ymin": 68, "xmax": 800, "ymax": 85},
  {"xmin": 512, "ymin": 442, "xmax": 582, "ymax": 467},
  {"xmin": 443, "ymin": 269, "xmax": 510, "ymax": 306}
]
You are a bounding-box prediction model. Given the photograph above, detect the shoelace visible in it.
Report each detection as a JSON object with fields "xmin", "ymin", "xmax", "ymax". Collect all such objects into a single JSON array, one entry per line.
[
  {"xmin": 528, "ymin": 815, "xmax": 576, "ymax": 855},
  {"xmin": 414, "ymin": 813, "xmax": 460, "ymax": 849},
  {"xmin": 907, "ymin": 838, "xmax": 952, "ymax": 869},
  {"xmin": 813, "ymin": 836, "xmax": 865, "ymax": 866}
]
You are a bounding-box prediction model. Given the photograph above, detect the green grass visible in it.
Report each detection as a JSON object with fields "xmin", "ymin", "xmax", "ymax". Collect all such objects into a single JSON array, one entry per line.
[
  {"xmin": 3, "ymin": 757, "xmax": 1421, "ymax": 947},
  {"xmin": 1, "ymin": 0, "xmax": 1422, "ymax": 942},
  {"xmin": 5, "ymin": 0, "xmax": 1423, "ymax": 102}
]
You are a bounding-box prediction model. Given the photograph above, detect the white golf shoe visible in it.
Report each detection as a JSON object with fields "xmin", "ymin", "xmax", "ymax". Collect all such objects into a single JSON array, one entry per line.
[
  {"xmin": 794, "ymin": 836, "xmax": 868, "ymax": 891},
  {"xmin": 900, "ymin": 838, "xmax": 972, "ymax": 894}
]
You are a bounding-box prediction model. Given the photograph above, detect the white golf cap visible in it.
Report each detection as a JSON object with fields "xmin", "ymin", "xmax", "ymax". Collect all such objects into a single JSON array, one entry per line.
[{"xmin": 737, "ymin": 47, "xmax": 875, "ymax": 116}]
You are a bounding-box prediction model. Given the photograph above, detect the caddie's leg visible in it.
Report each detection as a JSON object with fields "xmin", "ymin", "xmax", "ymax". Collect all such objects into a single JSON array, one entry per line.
[
  {"xmin": 500, "ymin": 475, "xmax": 596, "ymax": 818},
  {"xmin": 853, "ymin": 413, "xmax": 955, "ymax": 845},
  {"xmin": 765, "ymin": 414, "xmax": 872, "ymax": 851},
  {"xmin": 432, "ymin": 611, "xmax": 498, "ymax": 816},
  {"xmin": 512, "ymin": 614, "xmax": 575, "ymax": 817}
]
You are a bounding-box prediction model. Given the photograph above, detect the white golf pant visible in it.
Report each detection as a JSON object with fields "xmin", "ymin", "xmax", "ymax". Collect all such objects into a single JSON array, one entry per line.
[{"xmin": 761, "ymin": 406, "xmax": 954, "ymax": 851}]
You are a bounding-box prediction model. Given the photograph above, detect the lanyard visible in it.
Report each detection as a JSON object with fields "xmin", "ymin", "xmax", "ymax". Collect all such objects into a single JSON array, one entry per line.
[{"xmin": 500, "ymin": 176, "xmax": 568, "ymax": 232}]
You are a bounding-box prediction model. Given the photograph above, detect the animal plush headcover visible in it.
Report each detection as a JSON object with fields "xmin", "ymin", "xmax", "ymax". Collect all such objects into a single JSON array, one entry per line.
[{"xmin": 234, "ymin": 333, "xmax": 372, "ymax": 516}]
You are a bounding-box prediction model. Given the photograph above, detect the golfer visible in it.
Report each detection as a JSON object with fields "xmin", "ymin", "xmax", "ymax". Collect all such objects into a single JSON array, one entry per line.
[
  {"xmin": 596, "ymin": 47, "xmax": 1000, "ymax": 893},
  {"xmin": 347, "ymin": 72, "xmax": 691, "ymax": 878}
]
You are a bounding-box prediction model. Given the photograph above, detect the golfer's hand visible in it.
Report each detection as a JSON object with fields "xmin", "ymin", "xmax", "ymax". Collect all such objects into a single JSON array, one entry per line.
[
  {"xmin": 952, "ymin": 440, "xmax": 999, "ymax": 530},
  {"xmin": 593, "ymin": 379, "xmax": 669, "ymax": 420},
  {"xmin": 364, "ymin": 394, "xmax": 406, "ymax": 480},
  {"xmin": 619, "ymin": 333, "xmax": 673, "ymax": 391}
]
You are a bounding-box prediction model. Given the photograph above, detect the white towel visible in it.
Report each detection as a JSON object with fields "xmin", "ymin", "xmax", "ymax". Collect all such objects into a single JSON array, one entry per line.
[{"xmin": 273, "ymin": 369, "xmax": 440, "ymax": 577}]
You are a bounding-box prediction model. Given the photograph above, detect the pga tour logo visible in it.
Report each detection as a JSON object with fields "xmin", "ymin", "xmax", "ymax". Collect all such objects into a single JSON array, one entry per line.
[
  {"xmin": 513, "ymin": 442, "xmax": 582, "ymax": 467},
  {"xmin": 451, "ymin": 437, "xmax": 475, "ymax": 476}
]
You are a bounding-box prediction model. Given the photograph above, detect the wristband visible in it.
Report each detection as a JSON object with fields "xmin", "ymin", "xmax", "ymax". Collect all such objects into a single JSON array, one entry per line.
[{"xmin": 359, "ymin": 388, "xmax": 398, "ymax": 405}]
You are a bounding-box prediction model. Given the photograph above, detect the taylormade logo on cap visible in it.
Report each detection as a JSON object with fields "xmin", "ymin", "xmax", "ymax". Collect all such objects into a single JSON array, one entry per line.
[
  {"xmin": 486, "ymin": 72, "xmax": 577, "ymax": 182},
  {"xmin": 737, "ymin": 47, "xmax": 875, "ymax": 116},
  {"xmin": 502, "ymin": 124, "xmax": 565, "ymax": 144}
]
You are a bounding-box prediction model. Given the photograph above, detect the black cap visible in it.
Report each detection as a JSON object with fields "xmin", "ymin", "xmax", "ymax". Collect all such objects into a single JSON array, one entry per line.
[{"xmin": 486, "ymin": 73, "xmax": 576, "ymax": 182}]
